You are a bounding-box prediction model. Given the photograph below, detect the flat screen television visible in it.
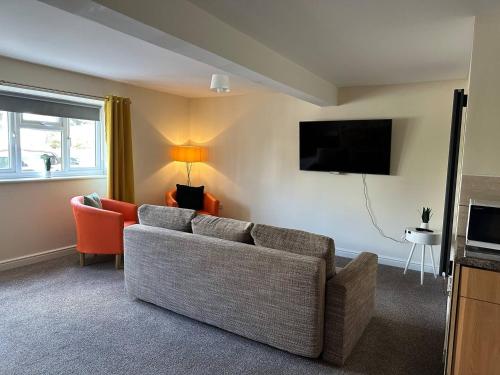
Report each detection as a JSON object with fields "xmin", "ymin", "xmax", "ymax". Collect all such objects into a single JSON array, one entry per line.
[{"xmin": 299, "ymin": 119, "xmax": 392, "ymax": 175}]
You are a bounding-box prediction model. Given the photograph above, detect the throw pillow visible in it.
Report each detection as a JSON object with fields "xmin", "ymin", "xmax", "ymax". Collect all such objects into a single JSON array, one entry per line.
[
  {"xmin": 191, "ymin": 215, "xmax": 254, "ymax": 244},
  {"xmin": 83, "ymin": 192, "xmax": 102, "ymax": 208},
  {"xmin": 176, "ymin": 184, "xmax": 204, "ymax": 210},
  {"xmin": 251, "ymin": 224, "xmax": 335, "ymax": 278},
  {"xmin": 138, "ymin": 204, "xmax": 196, "ymax": 232}
]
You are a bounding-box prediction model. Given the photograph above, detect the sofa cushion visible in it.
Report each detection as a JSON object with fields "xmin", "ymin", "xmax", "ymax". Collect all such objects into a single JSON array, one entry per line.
[
  {"xmin": 251, "ymin": 224, "xmax": 335, "ymax": 278},
  {"xmin": 191, "ymin": 215, "xmax": 254, "ymax": 244},
  {"xmin": 176, "ymin": 184, "xmax": 204, "ymax": 210},
  {"xmin": 138, "ymin": 205, "xmax": 196, "ymax": 232}
]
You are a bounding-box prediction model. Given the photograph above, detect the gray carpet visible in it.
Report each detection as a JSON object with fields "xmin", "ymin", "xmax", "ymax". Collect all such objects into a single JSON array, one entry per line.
[{"xmin": 0, "ymin": 255, "xmax": 446, "ymax": 375}]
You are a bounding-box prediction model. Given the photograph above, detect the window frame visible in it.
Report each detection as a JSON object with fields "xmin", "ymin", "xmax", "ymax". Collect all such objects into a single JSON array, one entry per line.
[
  {"xmin": 0, "ymin": 107, "xmax": 105, "ymax": 180},
  {"xmin": 0, "ymin": 111, "xmax": 15, "ymax": 173}
]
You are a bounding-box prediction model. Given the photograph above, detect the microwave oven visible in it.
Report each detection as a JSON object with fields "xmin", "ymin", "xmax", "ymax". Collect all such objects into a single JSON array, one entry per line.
[{"xmin": 466, "ymin": 199, "xmax": 500, "ymax": 252}]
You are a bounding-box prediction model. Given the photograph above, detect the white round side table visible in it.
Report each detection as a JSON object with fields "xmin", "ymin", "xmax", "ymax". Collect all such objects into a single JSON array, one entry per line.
[{"xmin": 404, "ymin": 227, "xmax": 441, "ymax": 285}]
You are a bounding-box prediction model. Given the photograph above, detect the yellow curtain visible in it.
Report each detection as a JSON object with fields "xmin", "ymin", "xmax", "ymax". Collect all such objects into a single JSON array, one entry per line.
[{"xmin": 104, "ymin": 96, "xmax": 135, "ymax": 203}]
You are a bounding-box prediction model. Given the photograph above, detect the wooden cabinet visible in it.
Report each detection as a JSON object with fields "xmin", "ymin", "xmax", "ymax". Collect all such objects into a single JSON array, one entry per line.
[
  {"xmin": 453, "ymin": 298, "xmax": 500, "ymax": 374},
  {"xmin": 448, "ymin": 266, "xmax": 500, "ymax": 375},
  {"xmin": 459, "ymin": 267, "xmax": 500, "ymax": 304}
]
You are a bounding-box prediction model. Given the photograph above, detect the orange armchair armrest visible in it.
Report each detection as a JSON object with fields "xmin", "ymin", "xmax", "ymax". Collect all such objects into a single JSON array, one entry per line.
[
  {"xmin": 165, "ymin": 190, "xmax": 179, "ymax": 207},
  {"xmin": 101, "ymin": 198, "xmax": 138, "ymax": 222},
  {"xmin": 204, "ymin": 192, "xmax": 220, "ymax": 216}
]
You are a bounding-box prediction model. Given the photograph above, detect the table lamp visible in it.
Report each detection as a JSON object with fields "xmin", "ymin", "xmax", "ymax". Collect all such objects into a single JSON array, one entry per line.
[{"xmin": 171, "ymin": 145, "xmax": 205, "ymax": 186}]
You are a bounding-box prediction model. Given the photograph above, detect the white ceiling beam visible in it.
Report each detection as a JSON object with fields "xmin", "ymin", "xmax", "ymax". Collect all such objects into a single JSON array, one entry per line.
[{"xmin": 38, "ymin": 0, "xmax": 337, "ymax": 106}]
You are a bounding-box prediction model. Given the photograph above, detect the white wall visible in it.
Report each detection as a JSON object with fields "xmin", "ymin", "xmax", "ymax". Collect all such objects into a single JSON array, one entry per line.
[
  {"xmin": 189, "ymin": 80, "xmax": 466, "ymax": 268},
  {"xmin": 0, "ymin": 56, "xmax": 189, "ymax": 265},
  {"xmin": 462, "ymin": 7, "xmax": 500, "ymax": 177}
]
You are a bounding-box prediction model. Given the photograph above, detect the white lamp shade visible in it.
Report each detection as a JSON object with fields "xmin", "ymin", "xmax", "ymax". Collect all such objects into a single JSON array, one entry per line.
[{"xmin": 210, "ymin": 74, "xmax": 231, "ymax": 93}]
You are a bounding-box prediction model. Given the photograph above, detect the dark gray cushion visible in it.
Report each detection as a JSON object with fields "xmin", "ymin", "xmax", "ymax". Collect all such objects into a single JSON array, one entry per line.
[
  {"xmin": 138, "ymin": 205, "xmax": 196, "ymax": 232},
  {"xmin": 191, "ymin": 215, "xmax": 254, "ymax": 244},
  {"xmin": 83, "ymin": 192, "xmax": 102, "ymax": 208},
  {"xmin": 251, "ymin": 224, "xmax": 335, "ymax": 278},
  {"xmin": 176, "ymin": 184, "xmax": 204, "ymax": 210}
]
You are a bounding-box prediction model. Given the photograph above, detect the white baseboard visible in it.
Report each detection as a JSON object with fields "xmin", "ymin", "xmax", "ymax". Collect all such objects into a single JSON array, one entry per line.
[
  {"xmin": 336, "ymin": 247, "xmax": 438, "ymax": 274},
  {"xmin": 0, "ymin": 245, "xmax": 76, "ymax": 272},
  {"xmin": 0, "ymin": 244, "xmax": 438, "ymax": 274}
]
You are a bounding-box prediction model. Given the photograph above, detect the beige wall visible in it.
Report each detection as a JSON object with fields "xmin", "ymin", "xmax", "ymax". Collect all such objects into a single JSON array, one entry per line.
[
  {"xmin": 0, "ymin": 54, "xmax": 468, "ymax": 270},
  {"xmin": 189, "ymin": 80, "xmax": 466, "ymax": 267},
  {"xmin": 462, "ymin": 8, "xmax": 500, "ymax": 176},
  {"xmin": 0, "ymin": 56, "xmax": 189, "ymax": 264}
]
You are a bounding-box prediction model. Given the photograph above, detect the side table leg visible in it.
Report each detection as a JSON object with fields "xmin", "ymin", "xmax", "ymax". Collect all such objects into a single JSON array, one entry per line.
[
  {"xmin": 429, "ymin": 245, "xmax": 438, "ymax": 278},
  {"xmin": 404, "ymin": 243, "xmax": 416, "ymax": 274},
  {"xmin": 421, "ymin": 245, "xmax": 425, "ymax": 285}
]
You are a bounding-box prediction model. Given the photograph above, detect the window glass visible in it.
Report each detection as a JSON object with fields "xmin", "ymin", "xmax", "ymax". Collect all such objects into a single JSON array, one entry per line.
[
  {"xmin": 0, "ymin": 111, "xmax": 9, "ymax": 169},
  {"xmin": 20, "ymin": 128, "xmax": 62, "ymax": 172},
  {"xmin": 69, "ymin": 118, "xmax": 96, "ymax": 168},
  {"xmin": 22, "ymin": 113, "xmax": 60, "ymax": 123}
]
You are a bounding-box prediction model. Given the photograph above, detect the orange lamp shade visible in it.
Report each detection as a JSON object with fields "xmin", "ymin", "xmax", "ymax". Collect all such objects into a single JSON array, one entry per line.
[{"xmin": 171, "ymin": 145, "xmax": 205, "ymax": 163}]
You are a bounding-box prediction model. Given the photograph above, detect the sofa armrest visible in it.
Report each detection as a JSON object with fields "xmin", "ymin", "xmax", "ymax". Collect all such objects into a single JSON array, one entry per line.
[
  {"xmin": 101, "ymin": 198, "xmax": 138, "ymax": 222},
  {"xmin": 322, "ymin": 252, "xmax": 378, "ymax": 366},
  {"xmin": 203, "ymin": 192, "xmax": 220, "ymax": 216},
  {"xmin": 165, "ymin": 190, "xmax": 179, "ymax": 207}
]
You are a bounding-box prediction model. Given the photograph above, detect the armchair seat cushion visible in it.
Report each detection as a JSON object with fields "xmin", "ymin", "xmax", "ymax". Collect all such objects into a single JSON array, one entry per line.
[{"xmin": 124, "ymin": 220, "xmax": 137, "ymax": 228}]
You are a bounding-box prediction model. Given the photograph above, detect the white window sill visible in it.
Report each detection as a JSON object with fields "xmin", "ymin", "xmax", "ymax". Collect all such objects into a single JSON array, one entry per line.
[{"xmin": 0, "ymin": 175, "xmax": 106, "ymax": 184}]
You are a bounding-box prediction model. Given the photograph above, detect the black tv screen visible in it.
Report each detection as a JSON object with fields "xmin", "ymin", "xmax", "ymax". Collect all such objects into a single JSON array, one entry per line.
[{"xmin": 300, "ymin": 120, "xmax": 392, "ymax": 175}]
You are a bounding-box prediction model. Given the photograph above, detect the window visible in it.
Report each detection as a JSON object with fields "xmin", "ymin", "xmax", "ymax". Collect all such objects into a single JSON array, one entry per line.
[
  {"xmin": 20, "ymin": 127, "xmax": 63, "ymax": 172},
  {"xmin": 0, "ymin": 88, "xmax": 104, "ymax": 180},
  {"xmin": 0, "ymin": 111, "xmax": 9, "ymax": 169},
  {"xmin": 69, "ymin": 118, "xmax": 97, "ymax": 169}
]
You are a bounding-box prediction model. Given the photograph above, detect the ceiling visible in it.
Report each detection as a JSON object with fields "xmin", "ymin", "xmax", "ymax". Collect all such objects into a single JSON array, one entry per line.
[
  {"xmin": 0, "ymin": 0, "xmax": 491, "ymax": 99},
  {"xmin": 0, "ymin": 0, "xmax": 265, "ymax": 98},
  {"xmin": 188, "ymin": 0, "xmax": 479, "ymax": 86}
]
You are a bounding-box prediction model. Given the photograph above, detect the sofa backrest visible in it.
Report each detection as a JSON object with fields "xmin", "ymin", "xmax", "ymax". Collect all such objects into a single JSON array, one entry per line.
[
  {"xmin": 191, "ymin": 214, "xmax": 254, "ymax": 244},
  {"xmin": 138, "ymin": 204, "xmax": 195, "ymax": 232},
  {"xmin": 251, "ymin": 224, "xmax": 335, "ymax": 278},
  {"xmin": 124, "ymin": 224, "xmax": 326, "ymax": 358}
]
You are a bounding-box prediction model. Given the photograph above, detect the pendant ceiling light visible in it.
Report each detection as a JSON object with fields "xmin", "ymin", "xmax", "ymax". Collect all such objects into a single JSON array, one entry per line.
[{"xmin": 210, "ymin": 74, "xmax": 230, "ymax": 93}]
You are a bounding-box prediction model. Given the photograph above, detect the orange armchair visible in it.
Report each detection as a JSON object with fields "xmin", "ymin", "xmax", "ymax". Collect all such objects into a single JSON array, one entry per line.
[
  {"xmin": 70, "ymin": 196, "xmax": 138, "ymax": 268},
  {"xmin": 165, "ymin": 189, "xmax": 220, "ymax": 216}
]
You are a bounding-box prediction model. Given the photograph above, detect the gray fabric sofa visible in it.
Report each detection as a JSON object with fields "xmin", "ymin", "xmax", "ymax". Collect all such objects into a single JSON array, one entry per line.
[{"xmin": 124, "ymin": 205, "xmax": 378, "ymax": 366}]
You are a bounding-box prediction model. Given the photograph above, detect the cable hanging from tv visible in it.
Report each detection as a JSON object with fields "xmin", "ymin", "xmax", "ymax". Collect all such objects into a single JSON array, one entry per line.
[{"xmin": 362, "ymin": 174, "xmax": 405, "ymax": 244}]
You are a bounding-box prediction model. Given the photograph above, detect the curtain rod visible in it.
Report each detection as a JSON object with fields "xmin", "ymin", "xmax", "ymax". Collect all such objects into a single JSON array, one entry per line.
[{"xmin": 0, "ymin": 80, "xmax": 105, "ymax": 101}]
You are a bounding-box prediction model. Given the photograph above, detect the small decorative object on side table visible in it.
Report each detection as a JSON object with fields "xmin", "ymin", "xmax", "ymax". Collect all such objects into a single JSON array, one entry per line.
[
  {"xmin": 420, "ymin": 207, "xmax": 432, "ymax": 229},
  {"xmin": 40, "ymin": 153, "xmax": 52, "ymax": 178},
  {"xmin": 404, "ymin": 228, "xmax": 441, "ymax": 285}
]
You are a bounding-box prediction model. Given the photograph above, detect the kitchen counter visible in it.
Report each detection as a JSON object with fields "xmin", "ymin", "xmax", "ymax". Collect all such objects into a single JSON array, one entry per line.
[
  {"xmin": 456, "ymin": 254, "xmax": 500, "ymax": 272},
  {"xmin": 455, "ymin": 242, "xmax": 500, "ymax": 272}
]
